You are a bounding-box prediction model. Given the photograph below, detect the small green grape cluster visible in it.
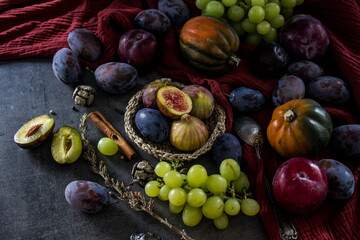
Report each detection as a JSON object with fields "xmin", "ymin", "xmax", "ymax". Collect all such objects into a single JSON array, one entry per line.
[
  {"xmin": 195, "ymin": 0, "xmax": 304, "ymax": 46},
  {"xmin": 144, "ymin": 159, "xmax": 260, "ymax": 229}
]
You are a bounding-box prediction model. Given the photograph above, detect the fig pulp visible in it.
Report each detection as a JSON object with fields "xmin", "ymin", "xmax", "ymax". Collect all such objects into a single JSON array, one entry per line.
[
  {"xmin": 170, "ymin": 114, "xmax": 209, "ymax": 152},
  {"xmin": 182, "ymin": 85, "xmax": 215, "ymax": 120},
  {"xmin": 156, "ymin": 86, "xmax": 192, "ymax": 119},
  {"xmin": 14, "ymin": 115, "xmax": 55, "ymax": 149}
]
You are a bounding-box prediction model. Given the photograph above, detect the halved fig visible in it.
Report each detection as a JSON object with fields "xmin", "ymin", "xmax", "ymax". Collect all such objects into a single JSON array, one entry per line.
[
  {"xmin": 14, "ymin": 115, "xmax": 55, "ymax": 149},
  {"xmin": 51, "ymin": 126, "xmax": 82, "ymax": 164},
  {"xmin": 156, "ymin": 86, "xmax": 192, "ymax": 119}
]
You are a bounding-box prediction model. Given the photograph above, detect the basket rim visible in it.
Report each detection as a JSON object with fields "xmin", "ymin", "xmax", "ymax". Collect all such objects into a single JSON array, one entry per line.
[{"xmin": 124, "ymin": 78, "xmax": 226, "ymax": 161}]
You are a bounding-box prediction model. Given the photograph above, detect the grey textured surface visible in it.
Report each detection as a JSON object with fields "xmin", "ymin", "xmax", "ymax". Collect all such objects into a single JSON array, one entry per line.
[{"xmin": 0, "ymin": 59, "xmax": 269, "ymax": 240}]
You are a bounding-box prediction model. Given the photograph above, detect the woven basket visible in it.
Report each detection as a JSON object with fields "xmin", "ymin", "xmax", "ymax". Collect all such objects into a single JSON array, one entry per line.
[{"xmin": 124, "ymin": 78, "xmax": 226, "ymax": 161}]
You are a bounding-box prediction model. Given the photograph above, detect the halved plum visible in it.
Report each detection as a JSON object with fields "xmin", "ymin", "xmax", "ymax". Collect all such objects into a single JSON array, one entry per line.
[
  {"xmin": 14, "ymin": 115, "xmax": 55, "ymax": 149},
  {"xmin": 51, "ymin": 126, "xmax": 82, "ymax": 164}
]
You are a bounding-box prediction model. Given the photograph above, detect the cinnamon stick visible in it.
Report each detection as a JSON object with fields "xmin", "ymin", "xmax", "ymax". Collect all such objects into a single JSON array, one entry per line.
[{"xmin": 89, "ymin": 111, "xmax": 137, "ymax": 160}]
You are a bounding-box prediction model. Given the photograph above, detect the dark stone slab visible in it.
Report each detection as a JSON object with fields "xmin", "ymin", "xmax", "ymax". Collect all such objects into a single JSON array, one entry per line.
[{"xmin": 0, "ymin": 59, "xmax": 268, "ymax": 240}]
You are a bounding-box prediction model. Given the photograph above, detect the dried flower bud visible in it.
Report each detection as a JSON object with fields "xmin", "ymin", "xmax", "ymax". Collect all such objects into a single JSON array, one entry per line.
[
  {"xmin": 73, "ymin": 85, "xmax": 96, "ymax": 106},
  {"xmin": 131, "ymin": 160, "xmax": 156, "ymax": 186}
]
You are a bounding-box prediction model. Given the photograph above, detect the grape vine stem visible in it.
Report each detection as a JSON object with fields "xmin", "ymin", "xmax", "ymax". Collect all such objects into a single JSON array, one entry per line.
[{"xmin": 79, "ymin": 113, "xmax": 193, "ymax": 240}]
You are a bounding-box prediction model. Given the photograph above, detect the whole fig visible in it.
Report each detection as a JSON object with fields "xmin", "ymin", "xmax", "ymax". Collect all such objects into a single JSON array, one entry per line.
[
  {"xmin": 170, "ymin": 114, "xmax": 209, "ymax": 152},
  {"xmin": 182, "ymin": 85, "xmax": 215, "ymax": 120},
  {"xmin": 142, "ymin": 81, "xmax": 167, "ymax": 108}
]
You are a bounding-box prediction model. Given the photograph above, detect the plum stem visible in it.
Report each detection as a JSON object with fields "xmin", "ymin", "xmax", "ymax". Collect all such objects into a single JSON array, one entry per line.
[
  {"xmin": 86, "ymin": 66, "xmax": 94, "ymax": 74},
  {"xmin": 222, "ymin": 92, "xmax": 231, "ymax": 98}
]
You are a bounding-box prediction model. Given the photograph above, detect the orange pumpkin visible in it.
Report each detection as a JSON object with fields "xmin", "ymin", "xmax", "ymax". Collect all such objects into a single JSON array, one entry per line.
[
  {"xmin": 267, "ymin": 99, "xmax": 333, "ymax": 158},
  {"xmin": 179, "ymin": 16, "xmax": 240, "ymax": 74}
]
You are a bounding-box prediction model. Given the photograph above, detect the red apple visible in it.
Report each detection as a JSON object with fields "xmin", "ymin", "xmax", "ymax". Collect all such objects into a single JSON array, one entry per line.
[
  {"xmin": 118, "ymin": 29, "xmax": 158, "ymax": 71},
  {"xmin": 272, "ymin": 157, "xmax": 328, "ymax": 215}
]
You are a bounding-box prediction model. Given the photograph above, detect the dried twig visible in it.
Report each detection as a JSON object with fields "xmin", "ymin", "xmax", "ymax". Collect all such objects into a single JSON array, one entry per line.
[{"xmin": 79, "ymin": 113, "xmax": 193, "ymax": 240}]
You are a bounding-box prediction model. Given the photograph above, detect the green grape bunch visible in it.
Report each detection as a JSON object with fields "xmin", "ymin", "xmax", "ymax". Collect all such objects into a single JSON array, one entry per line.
[
  {"xmin": 195, "ymin": 0, "xmax": 304, "ymax": 46},
  {"xmin": 143, "ymin": 159, "xmax": 260, "ymax": 230}
]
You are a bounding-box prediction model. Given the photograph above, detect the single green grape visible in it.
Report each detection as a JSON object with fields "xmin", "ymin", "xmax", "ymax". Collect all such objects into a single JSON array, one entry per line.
[
  {"xmin": 257, "ymin": 20, "xmax": 271, "ymax": 35},
  {"xmin": 187, "ymin": 164, "xmax": 208, "ymax": 188},
  {"xmin": 168, "ymin": 187, "xmax": 187, "ymax": 206},
  {"xmin": 182, "ymin": 204, "xmax": 203, "ymax": 227},
  {"xmin": 205, "ymin": 1, "xmax": 225, "ymax": 18},
  {"xmin": 213, "ymin": 213, "xmax": 229, "ymax": 230},
  {"xmin": 251, "ymin": 0, "xmax": 265, "ymax": 7},
  {"xmin": 270, "ymin": 14, "xmax": 285, "ymax": 28},
  {"xmin": 206, "ymin": 174, "xmax": 228, "ymax": 195},
  {"xmin": 230, "ymin": 21, "xmax": 246, "ymax": 36},
  {"xmin": 224, "ymin": 198, "xmax": 241, "ymax": 216},
  {"xmin": 163, "ymin": 170, "xmax": 183, "ymax": 188},
  {"xmin": 242, "ymin": 18, "xmax": 257, "ymax": 33},
  {"xmin": 158, "ymin": 184, "xmax": 171, "ymax": 201},
  {"xmin": 227, "ymin": 5, "xmax": 245, "ymax": 22},
  {"xmin": 202, "ymin": 196, "xmax": 224, "ymax": 219},
  {"xmin": 245, "ymin": 33, "xmax": 263, "ymax": 46},
  {"xmin": 195, "ymin": 0, "xmax": 212, "ymax": 10},
  {"xmin": 97, "ymin": 137, "xmax": 118, "ymax": 156},
  {"xmin": 248, "ymin": 6, "xmax": 265, "ymax": 23},
  {"xmin": 262, "ymin": 27, "xmax": 277, "ymax": 42},
  {"xmin": 280, "ymin": 7, "xmax": 293, "ymax": 17},
  {"xmin": 187, "ymin": 188, "xmax": 207, "ymax": 207},
  {"xmin": 280, "ymin": 0, "xmax": 296, "ymax": 8},
  {"xmin": 234, "ymin": 171, "xmax": 250, "ymax": 193},
  {"xmin": 169, "ymin": 202, "xmax": 185, "ymax": 214},
  {"xmin": 220, "ymin": 159, "xmax": 241, "ymax": 182},
  {"xmin": 241, "ymin": 198, "xmax": 260, "ymax": 216},
  {"xmin": 222, "ymin": 0, "xmax": 237, "ymax": 7},
  {"xmin": 264, "ymin": 3, "xmax": 280, "ymax": 20},
  {"xmin": 154, "ymin": 161, "xmax": 171, "ymax": 177},
  {"xmin": 144, "ymin": 180, "xmax": 160, "ymax": 197}
]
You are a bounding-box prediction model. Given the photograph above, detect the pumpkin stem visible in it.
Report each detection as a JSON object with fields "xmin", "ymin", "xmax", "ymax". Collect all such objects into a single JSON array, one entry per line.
[
  {"xmin": 228, "ymin": 54, "xmax": 241, "ymax": 67},
  {"xmin": 284, "ymin": 109, "xmax": 295, "ymax": 122}
]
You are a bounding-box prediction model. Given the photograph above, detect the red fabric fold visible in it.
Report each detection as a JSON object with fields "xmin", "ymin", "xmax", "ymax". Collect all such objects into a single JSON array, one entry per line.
[{"xmin": 1, "ymin": 0, "xmax": 359, "ymax": 240}]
